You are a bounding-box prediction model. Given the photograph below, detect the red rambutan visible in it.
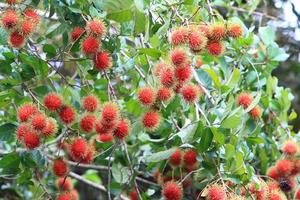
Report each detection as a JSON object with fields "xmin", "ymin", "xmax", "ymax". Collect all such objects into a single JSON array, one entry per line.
[
  {"xmin": 296, "ymin": 187, "xmax": 300, "ymax": 199},
  {"xmin": 267, "ymin": 182, "xmax": 279, "ymax": 192},
  {"xmin": 174, "ymin": 63, "xmax": 192, "ymax": 82},
  {"xmin": 23, "ymin": 9, "xmax": 40, "ymax": 23},
  {"xmin": 81, "ymin": 147, "xmax": 94, "ymax": 164},
  {"xmin": 137, "ymin": 87, "xmax": 156, "ymax": 106},
  {"xmin": 57, "ymin": 192, "xmax": 72, "ymax": 200},
  {"xmin": 209, "ymin": 23, "xmax": 227, "ymax": 41},
  {"xmin": 160, "ymin": 68, "xmax": 175, "ymax": 88},
  {"xmin": 207, "ymin": 41, "xmax": 224, "ymax": 56},
  {"xmin": 162, "ymin": 181, "xmax": 183, "ymax": 200},
  {"xmin": 69, "ymin": 138, "xmax": 88, "ymax": 161},
  {"xmin": 227, "ymin": 23, "xmax": 243, "ymax": 38},
  {"xmin": 71, "ymin": 27, "xmax": 85, "ymax": 42},
  {"xmin": 86, "ymin": 19, "xmax": 106, "ymax": 36},
  {"xmin": 17, "ymin": 103, "xmax": 37, "ymax": 122},
  {"xmin": 207, "ymin": 184, "xmax": 227, "ymax": 200},
  {"xmin": 56, "ymin": 177, "xmax": 73, "ymax": 191},
  {"xmin": 181, "ymin": 83, "xmax": 200, "ymax": 103},
  {"xmin": 113, "ymin": 119, "xmax": 130, "ymax": 139},
  {"xmin": 237, "ymin": 93, "xmax": 252, "ymax": 109},
  {"xmin": 16, "ymin": 123, "xmax": 30, "ymax": 141},
  {"xmin": 53, "ymin": 158, "xmax": 68, "ymax": 177},
  {"xmin": 80, "ymin": 114, "xmax": 96, "ymax": 133},
  {"xmin": 31, "ymin": 113, "xmax": 47, "ymax": 130},
  {"xmin": 169, "ymin": 149, "xmax": 182, "ymax": 166},
  {"xmin": 81, "ymin": 36, "xmax": 100, "ymax": 55},
  {"xmin": 101, "ymin": 102, "xmax": 119, "ymax": 123},
  {"xmin": 276, "ymin": 159, "xmax": 293, "ymax": 176},
  {"xmin": 291, "ymin": 159, "xmax": 300, "ymax": 175},
  {"xmin": 44, "ymin": 93, "xmax": 63, "ymax": 111},
  {"xmin": 129, "ymin": 190, "xmax": 138, "ymax": 200},
  {"xmin": 2, "ymin": 9, "xmax": 18, "ymax": 29},
  {"xmin": 170, "ymin": 27, "xmax": 189, "ymax": 46},
  {"xmin": 23, "ymin": 130, "xmax": 40, "ymax": 149},
  {"xmin": 9, "ymin": 31, "xmax": 25, "ymax": 48},
  {"xmin": 82, "ymin": 95, "xmax": 99, "ymax": 112},
  {"xmin": 59, "ymin": 106, "xmax": 76, "ymax": 125},
  {"xmin": 97, "ymin": 133, "xmax": 113, "ymax": 142},
  {"xmin": 20, "ymin": 19, "xmax": 35, "ymax": 36},
  {"xmin": 282, "ymin": 140, "xmax": 298, "ymax": 156},
  {"xmin": 267, "ymin": 166, "xmax": 280, "ymax": 180},
  {"xmin": 6, "ymin": 0, "xmax": 19, "ymax": 4},
  {"xmin": 93, "ymin": 51, "xmax": 112, "ymax": 71},
  {"xmin": 197, "ymin": 24, "xmax": 210, "ymax": 37},
  {"xmin": 183, "ymin": 149, "xmax": 197, "ymax": 165},
  {"xmin": 69, "ymin": 189, "xmax": 79, "ymax": 200},
  {"xmin": 188, "ymin": 31, "xmax": 207, "ymax": 51},
  {"xmin": 142, "ymin": 110, "xmax": 161, "ymax": 131},
  {"xmin": 157, "ymin": 87, "xmax": 173, "ymax": 102},
  {"xmin": 41, "ymin": 117, "xmax": 58, "ymax": 137},
  {"xmin": 249, "ymin": 106, "xmax": 261, "ymax": 119},
  {"xmin": 170, "ymin": 48, "xmax": 188, "ymax": 66},
  {"xmin": 95, "ymin": 120, "xmax": 109, "ymax": 135},
  {"xmin": 154, "ymin": 62, "xmax": 169, "ymax": 77}
]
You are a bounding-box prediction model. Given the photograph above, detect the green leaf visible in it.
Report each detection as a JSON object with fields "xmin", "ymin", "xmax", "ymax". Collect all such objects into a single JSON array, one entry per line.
[
  {"xmin": 245, "ymin": 92, "xmax": 261, "ymax": 112},
  {"xmin": 0, "ymin": 152, "xmax": 20, "ymax": 176},
  {"xmin": 204, "ymin": 68, "xmax": 221, "ymax": 88},
  {"xmin": 43, "ymin": 44, "xmax": 56, "ymax": 58},
  {"xmin": 177, "ymin": 123, "xmax": 198, "ymax": 143},
  {"xmin": 227, "ymin": 68, "xmax": 240, "ymax": 89},
  {"xmin": 258, "ymin": 27, "xmax": 275, "ymax": 46},
  {"xmin": 221, "ymin": 107, "xmax": 243, "ymax": 129},
  {"xmin": 112, "ymin": 164, "xmax": 130, "ymax": 184},
  {"xmin": 107, "ymin": 9, "xmax": 133, "ymax": 22},
  {"xmin": 138, "ymin": 48, "xmax": 161, "ymax": 59},
  {"xmin": 197, "ymin": 128, "xmax": 213, "ymax": 152},
  {"xmin": 0, "ymin": 123, "xmax": 16, "ymax": 142},
  {"xmin": 196, "ymin": 69, "xmax": 212, "ymax": 89},
  {"xmin": 146, "ymin": 148, "xmax": 177, "ymax": 163}
]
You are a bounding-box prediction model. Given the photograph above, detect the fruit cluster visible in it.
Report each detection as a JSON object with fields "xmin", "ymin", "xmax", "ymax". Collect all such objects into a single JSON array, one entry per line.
[
  {"xmin": 70, "ymin": 19, "xmax": 113, "ymax": 72},
  {"xmin": 56, "ymin": 177, "xmax": 79, "ymax": 200},
  {"xmin": 1, "ymin": 2, "xmax": 40, "ymax": 48}
]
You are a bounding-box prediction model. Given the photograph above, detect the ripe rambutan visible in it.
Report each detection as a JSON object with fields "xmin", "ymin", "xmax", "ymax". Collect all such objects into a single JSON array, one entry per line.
[
  {"xmin": 41, "ymin": 117, "xmax": 57, "ymax": 137},
  {"xmin": 226, "ymin": 181, "xmax": 234, "ymax": 187},
  {"xmin": 69, "ymin": 138, "xmax": 88, "ymax": 161},
  {"xmin": 2, "ymin": 9, "xmax": 18, "ymax": 29},
  {"xmin": 129, "ymin": 190, "xmax": 138, "ymax": 200},
  {"xmin": 237, "ymin": 93, "xmax": 252, "ymax": 109},
  {"xmin": 207, "ymin": 41, "xmax": 224, "ymax": 56},
  {"xmin": 154, "ymin": 62, "xmax": 169, "ymax": 77},
  {"xmin": 53, "ymin": 158, "xmax": 68, "ymax": 177},
  {"xmin": 9, "ymin": 31, "xmax": 25, "ymax": 48},
  {"xmin": 197, "ymin": 24, "xmax": 210, "ymax": 37},
  {"xmin": 276, "ymin": 159, "xmax": 293, "ymax": 176},
  {"xmin": 249, "ymin": 106, "xmax": 261, "ymax": 119},
  {"xmin": 157, "ymin": 87, "xmax": 173, "ymax": 102},
  {"xmin": 6, "ymin": 0, "xmax": 19, "ymax": 4},
  {"xmin": 181, "ymin": 83, "xmax": 200, "ymax": 103},
  {"xmin": 113, "ymin": 119, "xmax": 130, "ymax": 139},
  {"xmin": 71, "ymin": 27, "xmax": 85, "ymax": 41},
  {"xmin": 80, "ymin": 114, "xmax": 96, "ymax": 133},
  {"xmin": 59, "ymin": 106, "xmax": 76, "ymax": 125},
  {"xmin": 20, "ymin": 19, "xmax": 34, "ymax": 36},
  {"xmin": 207, "ymin": 184, "xmax": 227, "ymax": 200},
  {"xmin": 82, "ymin": 95, "xmax": 99, "ymax": 112},
  {"xmin": 86, "ymin": 19, "xmax": 106, "ymax": 36},
  {"xmin": 160, "ymin": 68, "xmax": 175, "ymax": 88},
  {"xmin": 169, "ymin": 149, "xmax": 182, "ymax": 166},
  {"xmin": 162, "ymin": 181, "xmax": 183, "ymax": 200},
  {"xmin": 296, "ymin": 187, "xmax": 300, "ymax": 199},
  {"xmin": 282, "ymin": 140, "xmax": 298, "ymax": 156},
  {"xmin": 16, "ymin": 123, "xmax": 30, "ymax": 141},
  {"xmin": 81, "ymin": 36, "xmax": 100, "ymax": 55},
  {"xmin": 93, "ymin": 51, "xmax": 112, "ymax": 71},
  {"xmin": 137, "ymin": 87, "xmax": 156, "ymax": 106},
  {"xmin": 291, "ymin": 159, "xmax": 300, "ymax": 175},
  {"xmin": 57, "ymin": 192, "xmax": 72, "ymax": 200},
  {"xmin": 227, "ymin": 23, "xmax": 243, "ymax": 38},
  {"xmin": 69, "ymin": 189, "xmax": 79, "ymax": 200},
  {"xmin": 188, "ymin": 31, "xmax": 207, "ymax": 51},
  {"xmin": 23, "ymin": 130, "xmax": 40, "ymax": 149},
  {"xmin": 209, "ymin": 23, "xmax": 227, "ymax": 40},
  {"xmin": 97, "ymin": 133, "xmax": 113, "ymax": 142},
  {"xmin": 17, "ymin": 103, "xmax": 37, "ymax": 122},
  {"xmin": 142, "ymin": 110, "xmax": 161, "ymax": 131},
  {"xmin": 183, "ymin": 149, "xmax": 197, "ymax": 165},
  {"xmin": 56, "ymin": 177, "xmax": 73, "ymax": 191},
  {"xmin": 23, "ymin": 9, "xmax": 39, "ymax": 23},
  {"xmin": 81, "ymin": 147, "xmax": 94, "ymax": 164},
  {"xmin": 170, "ymin": 27, "xmax": 189, "ymax": 46},
  {"xmin": 267, "ymin": 191, "xmax": 284, "ymax": 200},
  {"xmin": 31, "ymin": 113, "xmax": 47, "ymax": 130},
  {"xmin": 44, "ymin": 93, "xmax": 62, "ymax": 111},
  {"xmin": 267, "ymin": 182, "xmax": 279, "ymax": 191},
  {"xmin": 95, "ymin": 121, "xmax": 109, "ymax": 135},
  {"xmin": 170, "ymin": 48, "xmax": 188, "ymax": 66},
  {"xmin": 101, "ymin": 102, "xmax": 119, "ymax": 123},
  {"xmin": 267, "ymin": 166, "xmax": 280, "ymax": 180},
  {"xmin": 174, "ymin": 63, "xmax": 192, "ymax": 82}
]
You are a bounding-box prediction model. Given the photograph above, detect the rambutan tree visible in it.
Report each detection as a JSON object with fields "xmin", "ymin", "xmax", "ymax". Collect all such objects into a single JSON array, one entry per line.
[{"xmin": 0, "ymin": 0, "xmax": 297, "ymax": 200}]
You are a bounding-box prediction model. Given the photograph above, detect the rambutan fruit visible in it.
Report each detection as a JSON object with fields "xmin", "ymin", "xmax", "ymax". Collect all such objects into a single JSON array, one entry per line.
[
  {"xmin": 69, "ymin": 189, "xmax": 79, "ymax": 200},
  {"xmin": 56, "ymin": 177, "xmax": 73, "ymax": 191},
  {"xmin": 209, "ymin": 23, "xmax": 227, "ymax": 41},
  {"xmin": 154, "ymin": 62, "xmax": 169, "ymax": 77},
  {"xmin": 137, "ymin": 86, "xmax": 156, "ymax": 106},
  {"xmin": 23, "ymin": 130, "xmax": 40, "ymax": 149},
  {"xmin": 237, "ymin": 93, "xmax": 252, "ymax": 109},
  {"xmin": 69, "ymin": 138, "xmax": 88, "ymax": 161},
  {"xmin": 20, "ymin": 19, "xmax": 35, "ymax": 36},
  {"xmin": 71, "ymin": 27, "xmax": 85, "ymax": 42},
  {"xmin": 181, "ymin": 83, "xmax": 200, "ymax": 103},
  {"xmin": 268, "ymin": 191, "xmax": 285, "ymax": 200},
  {"xmin": 9, "ymin": 31, "xmax": 25, "ymax": 48},
  {"xmin": 296, "ymin": 187, "xmax": 300, "ymax": 199},
  {"xmin": 207, "ymin": 41, "xmax": 224, "ymax": 56},
  {"xmin": 95, "ymin": 121, "xmax": 109, "ymax": 135},
  {"xmin": 279, "ymin": 177, "xmax": 295, "ymax": 192},
  {"xmin": 174, "ymin": 63, "xmax": 192, "ymax": 82},
  {"xmin": 97, "ymin": 133, "xmax": 113, "ymax": 142},
  {"xmin": 82, "ymin": 95, "xmax": 99, "ymax": 112},
  {"xmin": 80, "ymin": 114, "xmax": 96, "ymax": 133},
  {"xmin": 141, "ymin": 110, "xmax": 161, "ymax": 131},
  {"xmin": 197, "ymin": 24, "xmax": 210, "ymax": 37},
  {"xmin": 23, "ymin": 9, "xmax": 39, "ymax": 23},
  {"xmin": 291, "ymin": 159, "xmax": 300, "ymax": 175},
  {"xmin": 207, "ymin": 184, "xmax": 227, "ymax": 200},
  {"xmin": 170, "ymin": 48, "xmax": 188, "ymax": 66},
  {"xmin": 31, "ymin": 113, "xmax": 47, "ymax": 130},
  {"xmin": 16, "ymin": 123, "xmax": 30, "ymax": 141},
  {"xmin": 249, "ymin": 182, "xmax": 268, "ymax": 200},
  {"xmin": 276, "ymin": 159, "xmax": 293, "ymax": 176},
  {"xmin": 160, "ymin": 68, "xmax": 175, "ymax": 88},
  {"xmin": 249, "ymin": 106, "xmax": 261, "ymax": 119},
  {"xmin": 129, "ymin": 190, "xmax": 138, "ymax": 200},
  {"xmin": 2, "ymin": 9, "xmax": 18, "ymax": 29},
  {"xmin": 59, "ymin": 106, "xmax": 76, "ymax": 125},
  {"xmin": 6, "ymin": 0, "xmax": 19, "ymax": 4},
  {"xmin": 17, "ymin": 103, "xmax": 38, "ymax": 122},
  {"xmin": 188, "ymin": 31, "xmax": 207, "ymax": 51},
  {"xmin": 267, "ymin": 166, "xmax": 280, "ymax": 180},
  {"xmin": 226, "ymin": 181, "xmax": 234, "ymax": 187},
  {"xmin": 282, "ymin": 140, "xmax": 298, "ymax": 156},
  {"xmin": 57, "ymin": 192, "xmax": 72, "ymax": 200},
  {"xmin": 267, "ymin": 182, "xmax": 279, "ymax": 192},
  {"xmin": 53, "ymin": 158, "xmax": 68, "ymax": 177},
  {"xmin": 101, "ymin": 102, "xmax": 119, "ymax": 123},
  {"xmin": 81, "ymin": 36, "xmax": 100, "ymax": 55},
  {"xmin": 227, "ymin": 23, "xmax": 243, "ymax": 38},
  {"xmin": 93, "ymin": 51, "xmax": 112, "ymax": 71},
  {"xmin": 169, "ymin": 149, "xmax": 182, "ymax": 166},
  {"xmin": 86, "ymin": 19, "xmax": 106, "ymax": 36},
  {"xmin": 170, "ymin": 27, "xmax": 189, "ymax": 46},
  {"xmin": 183, "ymin": 149, "xmax": 197, "ymax": 165},
  {"xmin": 44, "ymin": 93, "xmax": 63, "ymax": 111},
  {"xmin": 157, "ymin": 87, "xmax": 173, "ymax": 102},
  {"xmin": 81, "ymin": 147, "xmax": 94, "ymax": 164},
  {"xmin": 41, "ymin": 117, "xmax": 58, "ymax": 137},
  {"xmin": 162, "ymin": 181, "xmax": 183, "ymax": 200},
  {"xmin": 113, "ymin": 119, "xmax": 130, "ymax": 139}
]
